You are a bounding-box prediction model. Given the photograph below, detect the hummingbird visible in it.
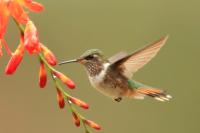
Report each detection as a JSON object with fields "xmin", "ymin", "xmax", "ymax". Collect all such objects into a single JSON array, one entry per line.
[{"xmin": 59, "ymin": 36, "xmax": 172, "ymax": 102}]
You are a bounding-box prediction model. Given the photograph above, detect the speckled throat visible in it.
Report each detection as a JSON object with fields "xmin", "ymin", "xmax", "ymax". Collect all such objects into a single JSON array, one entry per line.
[{"xmin": 84, "ymin": 61, "xmax": 104, "ymax": 77}]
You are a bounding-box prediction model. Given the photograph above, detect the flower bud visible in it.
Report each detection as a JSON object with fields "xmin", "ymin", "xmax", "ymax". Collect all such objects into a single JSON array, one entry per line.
[
  {"xmin": 53, "ymin": 71, "xmax": 75, "ymax": 89},
  {"xmin": 72, "ymin": 112, "xmax": 80, "ymax": 127},
  {"xmin": 56, "ymin": 88, "xmax": 65, "ymax": 109},
  {"xmin": 41, "ymin": 44, "xmax": 57, "ymax": 66},
  {"xmin": 5, "ymin": 40, "xmax": 24, "ymax": 75},
  {"xmin": 84, "ymin": 119, "xmax": 101, "ymax": 130},
  {"xmin": 69, "ymin": 96, "xmax": 89, "ymax": 109},
  {"xmin": 39, "ymin": 60, "xmax": 47, "ymax": 88}
]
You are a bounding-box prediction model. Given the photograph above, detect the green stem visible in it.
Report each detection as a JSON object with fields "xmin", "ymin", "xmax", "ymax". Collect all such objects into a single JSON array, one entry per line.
[{"xmin": 13, "ymin": 18, "xmax": 25, "ymax": 35}]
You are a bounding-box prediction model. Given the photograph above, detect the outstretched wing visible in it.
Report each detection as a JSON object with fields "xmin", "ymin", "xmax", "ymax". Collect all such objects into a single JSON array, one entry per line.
[
  {"xmin": 108, "ymin": 51, "xmax": 128, "ymax": 64},
  {"xmin": 112, "ymin": 36, "xmax": 168, "ymax": 78}
]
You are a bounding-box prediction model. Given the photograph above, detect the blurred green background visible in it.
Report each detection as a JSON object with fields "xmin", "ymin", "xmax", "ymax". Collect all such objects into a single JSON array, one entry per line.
[{"xmin": 0, "ymin": 0, "xmax": 200, "ymax": 133}]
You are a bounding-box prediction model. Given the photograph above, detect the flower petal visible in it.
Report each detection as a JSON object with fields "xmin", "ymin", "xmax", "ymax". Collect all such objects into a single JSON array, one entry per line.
[
  {"xmin": 24, "ymin": 0, "xmax": 44, "ymax": 12},
  {"xmin": 41, "ymin": 44, "xmax": 57, "ymax": 66},
  {"xmin": 0, "ymin": 2, "xmax": 9, "ymax": 39},
  {"xmin": 39, "ymin": 60, "xmax": 47, "ymax": 88},
  {"xmin": 53, "ymin": 71, "xmax": 75, "ymax": 89},
  {"xmin": 8, "ymin": 0, "xmax": 29, "ymax": 24},
  {"xmin": 5, "ymin": 39, "xmax": 24, "ymax": 75},
  {"xmin": 56, "ymin": 88, "xmax": 65, "ymax": 109},
  {"xmin": 24, "ymin": 20, "xmax": 41, "ymax": 54},
  {"xmin": 69, "ymin": 96, "xmax": 89, "ymax": 109},
  {"xmin": 84, "ymin": 119, "xmax": 101, "ymax": 130}
]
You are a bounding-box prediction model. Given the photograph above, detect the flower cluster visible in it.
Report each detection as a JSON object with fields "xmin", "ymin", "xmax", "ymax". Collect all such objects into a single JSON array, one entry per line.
[{"xmin": 0, "ymin": 0, "xmax": 101, "ymax": 132}]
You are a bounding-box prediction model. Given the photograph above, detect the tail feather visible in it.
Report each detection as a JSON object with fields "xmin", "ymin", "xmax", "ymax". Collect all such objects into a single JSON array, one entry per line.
[{"xmin": 134, "ymin": 88, "xmax": 172, "ymax": 101}]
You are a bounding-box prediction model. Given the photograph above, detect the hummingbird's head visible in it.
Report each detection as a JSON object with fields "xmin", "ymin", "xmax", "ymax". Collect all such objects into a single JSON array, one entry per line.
[{"xmin": 59, "ymin": 49, "xmax": 107, "ymax": 76}]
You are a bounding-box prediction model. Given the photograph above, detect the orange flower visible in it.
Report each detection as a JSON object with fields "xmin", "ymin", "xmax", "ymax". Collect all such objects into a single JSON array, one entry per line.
[
  {"xmin": 56, "ymin": 88, "xmax": 65, "ymax": 109},
  {"xmin": 84, "ymin": 119, "xmax": 101, "ymax": 130},
  {"xmin": 23, "ymin": 0, "xmax": 44, "ymax": 12},
  {"xmin": 68, "ymin": 96, "xmax": 89, "ymax": 109},
  {"xmin": 0, "ymin": 0, "xmax": 43, "ymax": 38},
  {"xmin": 39, "ymin": 60, "xmax": 47, "ymax": 88},
  {"xmin": 5, "ymin": 38, "xmax": 25, "ymax": 75},
  {"xmin": 72, "ymin": 112, "xmax": 80, "ymax": 127},
  {"xmin": 53, "ymin": 70, "xmax": 75, "ymax": 89},
  {"xmin": 0, "ymin": 1, "xmax": 9, "ymax": 39},
  {"xmin": 24, "ymin": 20, "xmax": 41, "ymax": 54},
  {"xmin": 41, "ymin": 44, "xmax": 57, "ymax": 66},
  {"xmin": 8, "ymin": 0, "xmax": 29, "ymax": 24}
]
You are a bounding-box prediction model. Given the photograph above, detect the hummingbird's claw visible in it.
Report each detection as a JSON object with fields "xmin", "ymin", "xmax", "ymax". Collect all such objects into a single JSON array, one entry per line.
[{"xmin": 114, "ymin": 97, "xmax": 122, "ymax": 102}]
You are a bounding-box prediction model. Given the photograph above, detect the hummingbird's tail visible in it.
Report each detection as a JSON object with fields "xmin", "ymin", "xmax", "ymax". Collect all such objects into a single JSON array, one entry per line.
[
  {"xmin": 133, "ymin": 88, "xmax": 172, "ymax": 101},
  {"xmin": 127, "ymin": 80, "xmax": 172, "ymax": 101}
]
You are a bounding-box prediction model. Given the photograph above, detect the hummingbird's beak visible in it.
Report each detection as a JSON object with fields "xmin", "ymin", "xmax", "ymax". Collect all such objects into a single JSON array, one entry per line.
[
  {"xmin": 58, "ymin": 58, "xmax": 86, "ymax": 65},
  {"xmin": 58, "ymin": 59, "xmax": 78, "ymax": 65}
]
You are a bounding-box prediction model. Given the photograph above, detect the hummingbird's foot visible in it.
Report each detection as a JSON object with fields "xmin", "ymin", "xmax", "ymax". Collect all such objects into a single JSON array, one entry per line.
[{"xmin": 114, "ymin": 97, "xmax": 122, "ymax": 102}]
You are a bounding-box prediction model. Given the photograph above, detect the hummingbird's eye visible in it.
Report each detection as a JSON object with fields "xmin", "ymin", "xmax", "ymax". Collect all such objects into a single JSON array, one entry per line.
[{"xmin": 85, "ymin": 55, "xmax": 94, "ymax": 60}]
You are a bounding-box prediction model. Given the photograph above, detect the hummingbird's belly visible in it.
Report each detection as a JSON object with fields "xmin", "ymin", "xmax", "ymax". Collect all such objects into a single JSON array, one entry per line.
[{"xmin": 89, "ymin": 76, "xmax": 128, "ymax": 99}]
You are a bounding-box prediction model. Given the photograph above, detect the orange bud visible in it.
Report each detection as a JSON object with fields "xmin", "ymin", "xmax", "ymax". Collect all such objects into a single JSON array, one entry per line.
[
  {"xmin": 69, "ymin": 96, "xmax": 89, "ymax": 109},
  {"xmin": 39, "ymin": 60, "xmax": 47, "ymax": 88},
  {"xmin": 24, "ymin": 0, "xmax": 44, "ymax": 12},
  {"xmin": 56, "ymin": 88, "xmax": 65, "ymax": 109},
  {"xmin": 5, "ymin": 41, "xmax": 24, "ymax": 75},
  {"xmin": 53, "ymin": 71, "xmax": 75, "ymax": 89},
  {"xmin": 84, "ymin": 119, "xmax": 101, "ymax": 130},
  {"xmin": 8, "ymin": 0, "xmax": 29, "ymax": 24},
  {"xmin": 41, "ymin": 44, "xmax": 57, "ymax": 66},
  {"xmin": 72, "ymin": 112, "xmax": 80, "ymax": 127},
  {"xmin": 24, "ymin": 21, "xmax": 41, "ymax": 54}
]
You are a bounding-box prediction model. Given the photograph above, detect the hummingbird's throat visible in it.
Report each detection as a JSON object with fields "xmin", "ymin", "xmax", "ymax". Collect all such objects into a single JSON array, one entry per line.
[{"xmin": 84, "ymin": 62, "xmax": 105, "ymax": 77}]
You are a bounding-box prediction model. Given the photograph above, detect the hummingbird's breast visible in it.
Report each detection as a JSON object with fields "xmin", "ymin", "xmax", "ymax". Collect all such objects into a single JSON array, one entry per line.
[{"xmin": 88, "ymin": 63, "xmax": 131, "ymax": 99}]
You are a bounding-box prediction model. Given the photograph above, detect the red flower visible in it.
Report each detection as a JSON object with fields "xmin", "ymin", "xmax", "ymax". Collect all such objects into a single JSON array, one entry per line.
[
  {"xmin": 68, "ymin": 96, "xmax": 89, "ymax": 109},
  {"xmin": 24, "ymin": 20, "xmax": 41, "ymax": 54},
  {"xmin": 84, "ymin": 119, "xmax": 101, "ymax": 130},
  {"xmin": 53, "ymin": 70, "xmax": 75, "ymax": 89},
  {"xmin": 5, "ymin": 38, "xmax": 25, "ymax": 75},
  {"xmin": 56, "ymin": 88, "xmax": 65, "ymax": 109},
  {"xmin": 39, "ymin": 60, "xmax": 47, "ymax": 88},
  {"xmin": 72, "ymin": 112, "xmax": 80, "ymax": 127},
  {"xmin": 41, "ymin": 44, "xmax": 57, "ymax": 66}
]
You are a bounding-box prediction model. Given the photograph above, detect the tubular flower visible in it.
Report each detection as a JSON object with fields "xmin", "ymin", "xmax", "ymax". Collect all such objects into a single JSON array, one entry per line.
[
  {"xmin": 84, "ymin": 119, "xmax": 101, "ymax": 130},
  {"xmin": 0, "ymin": 0, "xmax": 43, "ymax": 38},
  {"xmin": 0, "ymin": 1, "xmax": 9, "ymax": 39},
  {"xmin": 8, "ymin": 0, "xmax": 29, "ymax": 24},
  {"xmin": 72, "ymin": 111, "xmax": 80, "ymax": 127},
  {"xmin": 69, "ymin": 96, "xmax": 89, "ymax": 109},
  {"xmin": 53, "ymin": 70, "xmax": 75, "ymax": 89},
  {"xmin": 24, "ymin": 20, "xmax": 41, "ymax": 54},
  {"xmin": 39, "ymin": 60, "xmax": 47, "ymax": 88},
  {"xmin": 41, "ymin": 44, "xmax": 57, "ymax": 66},
  {"xmin": 56, "ymin": 88, "xmax": 65, "ymax": 109},
  {"xmin": 5, "ymin": 38, "xmax": 25, "ymax": 75}
]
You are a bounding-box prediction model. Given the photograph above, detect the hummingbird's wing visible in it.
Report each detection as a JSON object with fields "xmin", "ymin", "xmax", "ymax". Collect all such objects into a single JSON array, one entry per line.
[
  {"xmin": 111, "ymin": 36, "xmax": 168, "ymax": 78},
  {"xmin": 108, "ymin": 51, "xmax": 128, "ymax": 64}
]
